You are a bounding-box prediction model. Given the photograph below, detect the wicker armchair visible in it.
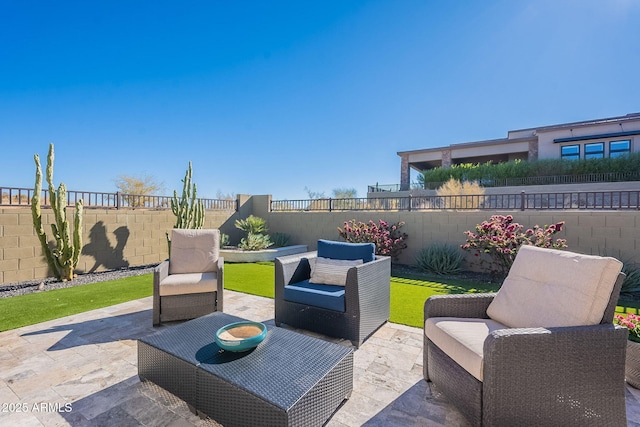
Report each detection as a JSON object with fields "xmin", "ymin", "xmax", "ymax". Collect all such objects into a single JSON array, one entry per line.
[
  {"xmin": 153, "ymin": 229, "xmax": 224, "ymax": 325},
  {"xmin": 275, "ymin": 240, "xmax": 391, "ymax": 347},
  {"xmin": 423, "ymin": 246, "xmax": 628, "ymax": 426}
]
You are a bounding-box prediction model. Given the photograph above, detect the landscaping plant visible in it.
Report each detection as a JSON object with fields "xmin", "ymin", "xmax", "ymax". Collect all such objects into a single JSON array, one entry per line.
[
  {"xmin": 220, "ymin": 233, "xmax": 230, "ymax": 248},
  {"xmin": 167, "ymin": 161, "xmax": 205, "ymax": 253},
  {"xmin": 338, "ymin": 219, "xmax": 408, "ymax": 260},
  {"xmin": 171, "ymin": 161, "xmax": 205, "ymax": 229},
  {"xmin": 269, "ymin": 232, "xmax": 290, "ymax": 248},
  {"xmin": 31, "ymin": 143, "xmax": 83, "ymax": 281},
  {"xmin": 416, "ymin": 243, "xmax": 464, "ymax": 275},
  {"xmin": 436, "ymin": 177, "xmax": 485, "ymax": 209},
  {"xmin": 235, "ymin": 215, "xmax": 273, "ymax": 250},
  {"xmin": 614, "ymin": 313, "xmax": 640, "ymax": 343},
  {"xmin": 621, "ymin": 261, "xmax": 640, "ymax": 300},
  {"xmin": 461, "ymin": 214, "xmax": 567, "ymax": 278},
  {"xmin": 420, "ymin": 153, "xmax": 640, "ymax": 188}
]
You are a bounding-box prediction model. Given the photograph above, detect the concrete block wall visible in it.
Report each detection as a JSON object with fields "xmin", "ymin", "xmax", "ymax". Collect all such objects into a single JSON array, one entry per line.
[
  {"xmin": 0, "ymin": 207, "xmax": 236, "ymax": 284},
  {"xmin": 255, "ymin": 194, "xmax": 640, "ymax": 269},
  {"xmin": 2, "ymin": 194, "xmax": 639, "ymax": 284}
]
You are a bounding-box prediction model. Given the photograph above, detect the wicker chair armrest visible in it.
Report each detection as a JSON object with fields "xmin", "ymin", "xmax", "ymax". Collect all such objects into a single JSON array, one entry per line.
[
  {"xmin": 152, "ymin": 260, "xmax": 169, "ymax": 325},
  {"xmin": 216, "ymin": 257, "xmax": 224, "ymax": 311},
  {"xmin": 274, "ymin": 251, "xmax": 317, "ymax": 300},
  {"xmin": 485, "ymin": 323, "xmax": 628, "ymax": 365},
  {"xmin": 344, "ymin": 255, "xmax": 391, "ymax": 311},
  {"xmin": 424, "ymin": 293, "xmax": 495, "ymax": 320},
  {"xmin": 482, "ymin": 324, "xmax": 628, "ymax": 418},
  {"xmin": 154, "ymin": 260, "xmax": 169, "ymax": 291}
]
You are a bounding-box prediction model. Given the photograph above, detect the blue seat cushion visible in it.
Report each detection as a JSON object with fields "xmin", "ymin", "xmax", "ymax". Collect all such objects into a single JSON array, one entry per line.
[
  {"xmin": 317, "ymin": 239, "xmax": 375, "ymax": 263},
  {"xmin": 283, "ymin": 280, "xmax": 345, "ymax": 312}
]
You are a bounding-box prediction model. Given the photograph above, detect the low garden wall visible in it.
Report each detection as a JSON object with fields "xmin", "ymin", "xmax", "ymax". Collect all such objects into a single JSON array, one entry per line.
[{"xmin": 1, "ymin": 193, "xmax": 639, "ymax": 284}]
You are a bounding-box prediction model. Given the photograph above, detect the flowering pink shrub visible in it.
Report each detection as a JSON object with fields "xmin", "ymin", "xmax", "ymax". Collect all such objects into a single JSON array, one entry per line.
[
  {"xmin": 338, "ymin": 219, "xmax": 408, "ymax": 261},
  {"xmin": 461, "ymin": 214, "xmax": 567, "ymax": 278},
  {"xmin": 614, "ymin": 313, "xmax": 640, "ymax": 343}
]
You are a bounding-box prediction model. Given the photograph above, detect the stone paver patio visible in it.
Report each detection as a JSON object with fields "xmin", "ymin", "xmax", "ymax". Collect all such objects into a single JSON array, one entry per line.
[{"xmin": 1, "ymin": 290, "xmax": 639, "ymax": 426}]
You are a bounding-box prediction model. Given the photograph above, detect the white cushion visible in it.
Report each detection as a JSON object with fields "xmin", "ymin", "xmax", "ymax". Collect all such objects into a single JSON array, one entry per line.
[
  {"xmin": 309, "ymin": 257, "xmax": 363, "ymax": 286},
  {"xmin": 487, "ymin": 245, "xmax": 622, "ymax": 328},
  {"xmin": 425, "ymin": 317, "xmax": 508, "ymax": 381},
  {"xmin": 159, "ymin": 272, "xmax": 217, "ymax": 296},
  {"xmin": 169, "ymin": 229, "xmax": 219, "ymax": 274}
]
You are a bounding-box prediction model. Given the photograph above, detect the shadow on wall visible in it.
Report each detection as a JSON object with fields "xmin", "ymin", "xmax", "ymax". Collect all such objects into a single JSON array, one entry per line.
[{"xmin": 82, "ymin": 221, "xmax": 130, "ymax": 272}]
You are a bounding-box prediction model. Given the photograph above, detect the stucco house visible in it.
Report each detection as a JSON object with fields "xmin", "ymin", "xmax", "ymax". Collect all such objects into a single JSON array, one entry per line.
[{"xmin": 397, "ymin": 112, "xmax": 640, "ymax": 190}]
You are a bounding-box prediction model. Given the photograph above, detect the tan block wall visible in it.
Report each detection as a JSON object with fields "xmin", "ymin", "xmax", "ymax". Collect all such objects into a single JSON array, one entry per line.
[
  {"xmin": 0, "ymin": 207, "xmax": 237, "ymax": 284},
  {"xmin": 254, "ymin": 194, "xmax": 640, "ymax": 270},
  {"xmin": 2, "ymin": 195, "xmax": 640, "ymax": 284}
]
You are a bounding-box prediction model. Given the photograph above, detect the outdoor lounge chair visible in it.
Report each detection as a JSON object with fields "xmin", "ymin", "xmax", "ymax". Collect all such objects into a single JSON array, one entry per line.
[
  {"xmin": 275, "ymin": 239, "xmax": 391, "ymax": 347},
  {"xmin": 423, "ymin": 245, "xmax": 627, "ymax": 426},
  {"xmin": 153, "ymin": 229, "xmax": 224, "ymax": 325}
]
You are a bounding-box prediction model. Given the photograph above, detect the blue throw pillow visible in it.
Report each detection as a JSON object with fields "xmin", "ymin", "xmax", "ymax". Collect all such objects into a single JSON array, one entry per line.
[{"xmin": 317, "ymin": 239, "xmax": 375, "ymax": 263}]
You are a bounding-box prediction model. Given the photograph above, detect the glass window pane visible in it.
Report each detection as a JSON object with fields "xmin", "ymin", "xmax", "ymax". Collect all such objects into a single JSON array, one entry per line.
[
  {"xmin": 610, "ymin": 151, "xmax": 629, "ymax": 158},
  {"xmin": 561, "ymin": 145, "xmax": 580, "ymax": 159},
  {"xmin": 561, "ymin": 145, "xmax": 579, "ymax": 155},
  {"xmin": 610, "ymin": 140, "xmax": 630, "ymax": 152},
  {"xmin": 584, "ymin": 142, "xmax": 604, "ymax": 159},
  {"xmin": 585, "ymin": 143, "xmax": 604, "ymax": 153}
]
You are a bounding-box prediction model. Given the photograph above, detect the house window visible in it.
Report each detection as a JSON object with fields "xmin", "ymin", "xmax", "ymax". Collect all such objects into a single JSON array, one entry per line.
[
  {"xmin": 610, "ymin": 140, "xmax": 631, "ymax": 158},
  {"xmin": 585, "ymin": 142, "xmax": 604, "ymax": 159},
  {"xmin": 561, "ymin": 145, "xmax": 580, "ymax": 160}
]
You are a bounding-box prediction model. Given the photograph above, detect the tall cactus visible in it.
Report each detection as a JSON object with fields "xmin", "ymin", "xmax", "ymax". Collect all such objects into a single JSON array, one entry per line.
[
  {"xmin": 167, "ymin": 162, "xmax": 205, "ymax": 253},
  {"xmin": 170, "ymin": 161, "xmax": 205, "ymax": 229},
  {"xmin": 31, "ymin": 143, "xmax": 83, "ymax": 281}
]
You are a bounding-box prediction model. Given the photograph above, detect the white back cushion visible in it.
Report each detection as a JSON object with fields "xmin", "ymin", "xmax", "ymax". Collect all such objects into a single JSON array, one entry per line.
[
  {"xmin": 309, "ymin": 257, "xmax": 363, "ymax": 286},
  {"xmin": 170, "ymin": 229, "xmax": 219, "ymax": 274},
  {"xmin": 487, "ymin": 245, "xmax": 622, "ymax": 328}
]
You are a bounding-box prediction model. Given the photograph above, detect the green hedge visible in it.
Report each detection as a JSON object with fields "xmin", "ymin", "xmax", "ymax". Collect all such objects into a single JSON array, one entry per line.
[{"xmin": 421, "ymin": 153, "xmax": 640, "ymax": 185}]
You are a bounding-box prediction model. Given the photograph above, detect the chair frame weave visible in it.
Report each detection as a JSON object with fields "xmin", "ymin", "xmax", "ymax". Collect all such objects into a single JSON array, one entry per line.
[
  {"xmin": 423, "ymin": 273, "xmax": 628, "ymax": 426},
  {"xmin": 275, "ymin": 251, "xmax": 391, "ymax": 347}
]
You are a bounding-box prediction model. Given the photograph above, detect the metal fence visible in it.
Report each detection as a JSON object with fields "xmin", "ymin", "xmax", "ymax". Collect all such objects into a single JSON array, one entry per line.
[
  {"xmin": 271, "ymin": 190, "xmax": 640, "ymax": 212},
  {"xmin": 370, "ymin": 171, "xmax": 640, "ymax": 191},
  {"xmin": 0, "ymin": 187, "xmax": 237, "ymax": 210}
]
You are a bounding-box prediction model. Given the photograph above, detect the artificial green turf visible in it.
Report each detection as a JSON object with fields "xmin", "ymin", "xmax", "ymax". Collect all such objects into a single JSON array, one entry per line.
[
  {"xmin": 224, "ymin": 262, "xmax": 275, "ymax": 298},
  {"xmin": 4, "ymin": 262, "xmax": 635, "ymax": 332},
  {"xmin": 389, "ymin": 274, "xmax": 500, "ymax": 327},
  {"xmin": 0, "ymin": 274, "xmax": 152, "ymax": 332}
]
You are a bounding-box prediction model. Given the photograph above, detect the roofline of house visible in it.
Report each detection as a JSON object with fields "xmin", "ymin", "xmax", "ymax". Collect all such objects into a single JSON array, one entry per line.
[
  {"xmin": 512, "ymin": 112, "xmax": 640, "ymax": 134},
  {"xmin": 397, "ymin": 136, "xmax": 535, "ymax": 156},
  {"xmin": 397, "ymin": 112, "xmax": 640, "ymax": 157}
]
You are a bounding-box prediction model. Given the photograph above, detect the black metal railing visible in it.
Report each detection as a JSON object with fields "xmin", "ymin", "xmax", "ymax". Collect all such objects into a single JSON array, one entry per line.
[
  {"xmin": 0, "ymin": 187, "xmax": 237, "ymax": 211},
  {"xmin": 421, "ymin": 171, "xmax": 640, "ymax": 190},
  {"xmin": 370, "ymin": 171, "xmax": 640, "ymax": 191},
  {"xmin": 271, "ymin": 190, "xmax": 640, "ymax": 212}
]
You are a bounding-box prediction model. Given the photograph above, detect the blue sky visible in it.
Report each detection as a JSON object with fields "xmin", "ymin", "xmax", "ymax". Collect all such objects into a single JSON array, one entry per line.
[{"xmin": 1, "ymin": 0, "xmax": 639, "ymax": 200}]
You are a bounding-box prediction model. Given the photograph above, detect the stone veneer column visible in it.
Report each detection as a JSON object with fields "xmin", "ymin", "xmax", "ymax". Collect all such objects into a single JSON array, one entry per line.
[
  {"xmin": 528, "ymin": 139, "xmax": 538, "ymax": 161},
  {"xmin": 400, "ymin": 155, "xmax": 410, "ymax": 191},
  {"xmin": 442, "ymin": 149, "xmax": 452, "ymax": 168}
]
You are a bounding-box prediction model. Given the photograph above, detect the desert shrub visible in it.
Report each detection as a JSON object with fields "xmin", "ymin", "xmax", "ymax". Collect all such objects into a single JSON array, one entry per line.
[
  {"xmin": 621, "ymin": 261, "xmax": 640, "ymax": 299},
  {"xmin": 220, "ymin": 233, "xmax": 230, "ymax": 248},
  {"xmin": 461, "ymin": 214, "xmax": 567, "ymax": 278},
  {"xmin": 269, "ymin": 232, "xmax": 290, "ymax": 248},
  {"xmin": 416, "ymin": 243, "xmax": 464, "ymax": 275},
  {"xmin": 436, "ymin": 178, "xmax": 485, "ymax": 209},
  {"xmin": 235, "ymin": 215, "xmax": 268, "ymax": 234},
  {"xmin": 421, "ymin": 153, "xmax": 640, "ymax": 187},
  {"xmin": 338, "ymin": 219, "xmax": 408, "ymax": 260},
  {"xmin": 238, "ymin": 233, "xmax": 273, "ymax": 251}
]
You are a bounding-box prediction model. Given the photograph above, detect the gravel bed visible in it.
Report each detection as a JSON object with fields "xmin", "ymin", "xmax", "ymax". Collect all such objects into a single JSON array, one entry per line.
[{"xmin": 0, "ymin": 264, "xmax": 158, "ymax": 298}]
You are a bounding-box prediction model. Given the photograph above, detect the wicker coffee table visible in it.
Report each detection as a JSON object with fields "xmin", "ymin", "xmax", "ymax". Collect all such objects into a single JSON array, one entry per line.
[{"xmin": 138, "ymin": 312, "xmax": 354, "ymax": 427}]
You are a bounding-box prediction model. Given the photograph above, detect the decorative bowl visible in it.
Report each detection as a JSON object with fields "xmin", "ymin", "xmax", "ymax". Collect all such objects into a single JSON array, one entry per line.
[{"xmin": 215, "ymin": 321, "xmax": 267, "ymax": 352}]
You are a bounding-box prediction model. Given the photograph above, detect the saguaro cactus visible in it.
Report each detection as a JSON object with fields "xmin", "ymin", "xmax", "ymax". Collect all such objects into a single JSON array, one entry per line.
[
  {"xmin": 170, "ymin": 161, "xmax": 205, "ymax": 229},
  {"xmin": 31, "ymin": 143, "xmax": 83, "ymax": 281}
]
